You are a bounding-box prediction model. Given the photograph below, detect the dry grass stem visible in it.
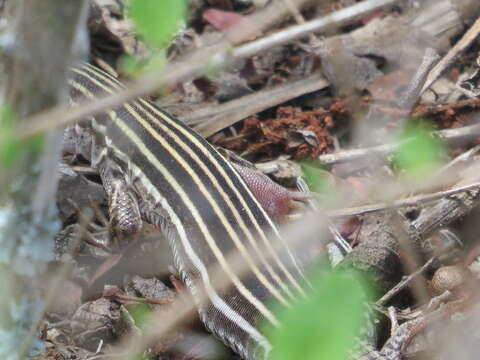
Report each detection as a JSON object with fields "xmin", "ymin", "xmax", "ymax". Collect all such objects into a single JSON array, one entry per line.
[
  {"xmin": 16, "ymin": 0, "xmax": 400, "ymax": 141},
  {"xmin": 421, "ymin": 17, "xmax": 480, "ymax": 94},
  {"xmin": 328, "ymin": 182, "xmax": 480, "ymax": 218},
  {"xmin": 318, "ymin": 122, "xmax": 480, "ymax": 165}
]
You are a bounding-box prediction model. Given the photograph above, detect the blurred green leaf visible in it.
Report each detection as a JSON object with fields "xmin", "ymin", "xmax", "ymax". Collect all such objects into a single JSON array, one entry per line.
[
  {"xmin": 124, "ymin": 304, "xmax": 156, "ymax": 360},
  {"xmin": 393, "ymin": 122, "xmax": 445, "ymax": 178},
  {"xmin": 267, "ymin": 269, "xmax": 372, "ymax": 360},
  {"xmin": 128, "ymin": 303, "xmax": 151, "ymax": 328},
  {"xmin": 0, "ymin": 105, "xmax": 44, "ymax": 168},
  {"xmin": 119, "ymin": 51, "xmax": 167, "ymax": 77},
  {"xmin": 128, "ymin": 0, "xmax": 186, "ymax": 48},
  {"xmin": 127, "ymin": 352, "xmax": 153, "ymax": 360},
  {"xmin": 300, "ymin": 159, "xmax": 331, "ymax": 194},
  {"xmin": 0, "ymin": 106, "xmax": 18, "ymax": 167},
  {"xmin": 119, "ymin": 55, "xmax": 145, "ymax": 77}
]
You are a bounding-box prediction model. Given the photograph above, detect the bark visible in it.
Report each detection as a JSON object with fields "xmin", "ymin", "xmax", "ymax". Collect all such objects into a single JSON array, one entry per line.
[{"xmin": 0, "ymin": 1, "xmax": 88, "ymax": 358}]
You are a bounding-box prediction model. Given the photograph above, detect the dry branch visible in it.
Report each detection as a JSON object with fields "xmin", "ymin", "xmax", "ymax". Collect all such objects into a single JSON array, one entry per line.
[
  {"xmin": 16, "ymin": 0, "xmax": 401, "ymax": 141},
  {"xmin": 184, "ymin": 73, "xmax": 329, "ymax": 136}
]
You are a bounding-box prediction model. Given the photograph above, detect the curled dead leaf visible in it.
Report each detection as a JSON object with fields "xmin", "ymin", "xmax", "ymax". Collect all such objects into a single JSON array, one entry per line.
[{"xmin": 203, "ymin": 8, "xmax": 262, "ymax": 44}]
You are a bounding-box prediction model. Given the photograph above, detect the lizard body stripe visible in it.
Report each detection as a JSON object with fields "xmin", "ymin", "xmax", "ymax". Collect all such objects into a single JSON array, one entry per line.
[
  {"xmin": 67, "ymin": 64, "xmax": 316, "ymax": 359},
  {"xmin": 68, "ymin": 78, "xmax": 281, "ymax": 327},
  {"xmin": 88, "ymin": 63, "xmax": 308, "ymax": 286},
  {"xmin": 115, "ymin": 141, "xmax": 273, "ymax": 357},
  {"xmin": 109, "ymin": 110, "xmax": 281, "ymax": 326},
  {"xmin": 77, "ymin": 65, "xmax": 307, "ymax": 296},
  {"xmin": 74, "ymin": 66, "xmax": 295, "ymax": 303}
]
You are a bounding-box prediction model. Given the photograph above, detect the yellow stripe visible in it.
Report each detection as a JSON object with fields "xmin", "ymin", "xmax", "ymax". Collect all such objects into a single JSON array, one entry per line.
[
  {"xmin": 84, "ymin": 63, "xmax": 127, "ymax": 89},
  {"xmin": 112, "ymin": 112, "xmax": 281, "ymax": 326},
  {"xmin": 140, "ymin": 101, "xmax": 307, "ymax": 295},
  {"xmin": 126, "ymin": 103, "xmax": 294, "ymax": 305},
  {"xmin": 70, "ymin": 78, "xmax": 281, "ymax": 326},
  {"xmin": 80, "ymin": 65, "xmax": 306, "ymax": 296},
  {"xmin": 73, "ymin": 68, "xmax": 292, "ymax": 305}
]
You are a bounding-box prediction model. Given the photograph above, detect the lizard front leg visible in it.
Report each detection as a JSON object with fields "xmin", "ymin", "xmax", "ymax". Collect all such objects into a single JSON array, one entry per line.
[
  {"xmin": 98, "ymin": 149, "xmax": 308, "ymax": 244},
  {"xmin": 97, "ymin": 156, "xmax": 143, "ymax": 242}
]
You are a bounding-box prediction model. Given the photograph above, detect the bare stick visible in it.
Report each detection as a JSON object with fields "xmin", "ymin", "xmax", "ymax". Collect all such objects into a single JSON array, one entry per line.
[
  {"xmin": 185, "ymin": 74, "xmax": 329, "ymax": 136},
  {"xmin": 399, "ymin": 48, "xmax": 439, "ymax": 110},
  {"xmin": 234, "ymin": 0, "xmax": 399, "ymax": 59},
  {"xmin": 328, "ymin": 182, "xmax": 480, "ymax": 218},
  {"xmin": 421, "ymin": 17, "xmax": 480, "ymax": 94},
  {"xmin": 16, "ymin": 0, "xmax": 400, "ymax": 140},
  {"xmin": 434, "ymin": 143, "xmax": 480, "ymax": 178},
  {"xmin": 387, "ymin": 306, "xmax": 399, "ymax": 334},
  {"xmin": 377, "ymin": 257, "xmax": 435, "ymax": 306},
  {"xmin": 318, "ymin": 122, "xmax": 480, "ymax": 165}
]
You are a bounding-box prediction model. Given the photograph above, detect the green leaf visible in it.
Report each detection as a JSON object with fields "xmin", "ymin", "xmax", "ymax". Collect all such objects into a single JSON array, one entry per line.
[
  {"xmin": 128, "ymin": 0, "xmax": 186, "ymax": 48},
  {"xmin": 119, "ymin": 51, "xmax": 167, "ymax": 77},
  {"xmin": 393, "ymin": 122, "xmax": 445, "ymax": 178},
  {"xmin": 128, "ymin": 303, "xmax": 151, "ymax": 328},
  {"xmin": 0, "ymin": 106, "xmax": 19, "ymax": 167},
  {"xmin": 267, "ymin": 269, "xmax": 372, "ymax": 360},
  {"xmin": 300, "ymin": 160, "xmax": 331, "ymax": 194},
  {"xmin": 0, "ymin": 105, "xmax": 44, "ymax": 168}
]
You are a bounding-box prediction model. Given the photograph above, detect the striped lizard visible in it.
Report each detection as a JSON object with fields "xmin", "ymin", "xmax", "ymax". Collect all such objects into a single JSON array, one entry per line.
[
  {"xmin": 67, "ymin": 63, "xmax": 309, "ymax": 360},
  {"xmin": 65, "ymin": 63, "xmax": 427, "ymax": 360}
]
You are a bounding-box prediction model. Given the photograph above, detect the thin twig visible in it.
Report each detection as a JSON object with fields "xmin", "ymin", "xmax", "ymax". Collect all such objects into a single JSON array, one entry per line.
[
  {"xmin": 426, "ymin": 290, "xmax": 453, "ymax": 311},
  {"xmin": 184, "ymin": 73, "xmax": 329, "ymax": 136},
  {"xmin": 421, "ymin": 17, "xmax": 480, "ymax": 94},
  {"xmin": 328, "ymin": 182, "xmax": 480, "ymax": 218},
  {"xmin": 412, "ymin": 97, "xmax": 480, "ymax": 118},
  {"xmin": 234, "ymin": 0, "xmax": 398, "ymax": 59},
  {"xmin": 387, "ymin": 306, "xmax": 399, "ymax": 334},
  {"xmin": 16, "ymin": 0, "xmax": 400, "ymax": 140},
  {"xmin": 377, "ymin": 257, "xmax": 435, "ymax": 306},
  {"xmin": 399, "ymin": 48, "xmax": 439, "ymax": 110},
  {"xmin": 318, "ymin": 122, "xmax": 480, "ymax": 165},
  {"xmin": 434, "ymin": 143, "xmax": 480, "ymax": 178}
]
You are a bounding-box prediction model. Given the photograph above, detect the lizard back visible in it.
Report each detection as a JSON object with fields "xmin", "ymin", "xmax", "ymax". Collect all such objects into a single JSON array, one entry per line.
[{"xmin": 68, "ymin": 63, "xmax": 307, "ymax": 359}]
